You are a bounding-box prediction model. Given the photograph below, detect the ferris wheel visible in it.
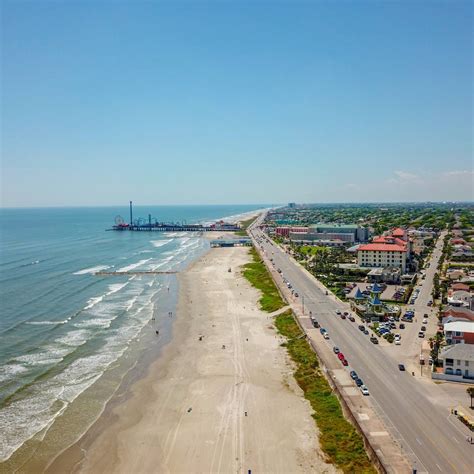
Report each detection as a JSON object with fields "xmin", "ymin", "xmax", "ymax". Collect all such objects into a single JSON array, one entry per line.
[{"xmin": 115, "ymin": 215, "xmax": 125, "ymax": 225}]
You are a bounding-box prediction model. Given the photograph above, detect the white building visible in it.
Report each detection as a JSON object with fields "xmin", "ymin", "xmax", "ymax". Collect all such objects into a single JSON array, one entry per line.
[
  {"xmin": 444, "ymin": 321, "xmax": 474, "ymax": 345},
  {"xmin": 433, "ymin": 344, "xmax": 474, "ymax": 383}
]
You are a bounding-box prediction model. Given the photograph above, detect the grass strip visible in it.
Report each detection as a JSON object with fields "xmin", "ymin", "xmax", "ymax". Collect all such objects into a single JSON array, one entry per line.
[
  {"xmin": 242, "ymin": 247, "xmax": 286, "ymax": 312},
  {"xmin": 235, "ymin": 216, "xmax": 256, "ymax": 236},
  {"xmin": 275, "ymin": 310, "xmax": 375, "ymax": 473}
]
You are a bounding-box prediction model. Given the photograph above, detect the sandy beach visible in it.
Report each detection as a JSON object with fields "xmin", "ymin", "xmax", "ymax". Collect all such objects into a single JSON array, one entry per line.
[{"xmin": 49, "ymin": 245, "xmax": 335, "ymax": 474}]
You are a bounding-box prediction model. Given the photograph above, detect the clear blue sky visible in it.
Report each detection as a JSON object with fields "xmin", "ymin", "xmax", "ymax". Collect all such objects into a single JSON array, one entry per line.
[{"xmin": 1, "ymin": 0, "xmax": 472, "ymax": 207}]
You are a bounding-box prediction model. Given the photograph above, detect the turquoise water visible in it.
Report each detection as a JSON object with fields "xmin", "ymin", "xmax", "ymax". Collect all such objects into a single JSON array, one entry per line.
[{"xmin": 0, "ymin": 205, "xmax": 264, "ymax": 462}]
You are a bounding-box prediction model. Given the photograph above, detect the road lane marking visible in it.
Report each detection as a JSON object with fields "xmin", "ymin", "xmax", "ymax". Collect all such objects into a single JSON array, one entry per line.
[
  {"xmin": 416, "ymin": 438, "xmax": 422, "ymax": 445},
  {"xmin": 436, "ymin": 463, "xmax": 442, "ymax": 471}
]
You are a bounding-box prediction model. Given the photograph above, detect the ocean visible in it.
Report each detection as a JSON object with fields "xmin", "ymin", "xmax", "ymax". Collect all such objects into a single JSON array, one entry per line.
[{"xmin": 0, "ymin": 204, "xmax": 264, "ymax": 468}]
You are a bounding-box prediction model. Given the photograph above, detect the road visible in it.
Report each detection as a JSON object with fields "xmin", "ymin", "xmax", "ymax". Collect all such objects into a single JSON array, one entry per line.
[
  {"xmin": 249, "ymin": 219, "xmax": 473, "ymax": 474},
  {"xmin": 384, "ymin": 230, "xmax": 447, "ymax": 374}
]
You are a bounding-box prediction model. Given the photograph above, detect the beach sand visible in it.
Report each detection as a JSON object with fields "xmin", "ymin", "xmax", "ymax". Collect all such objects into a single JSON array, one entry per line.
[{"xmin": 49, "ymin": 246, "xmax": 335, "ymax": 473}]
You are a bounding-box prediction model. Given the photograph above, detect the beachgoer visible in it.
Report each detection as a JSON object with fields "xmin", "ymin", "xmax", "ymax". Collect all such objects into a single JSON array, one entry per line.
[{"xmin": 155, "ymin": 330, "xmax": 159, "ymax": 335}]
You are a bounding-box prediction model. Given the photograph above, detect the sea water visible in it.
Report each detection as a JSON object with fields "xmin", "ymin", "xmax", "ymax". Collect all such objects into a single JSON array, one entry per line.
[{"xmin": 0, "ymin": 205, "xmax": 264, "ymax": 465}]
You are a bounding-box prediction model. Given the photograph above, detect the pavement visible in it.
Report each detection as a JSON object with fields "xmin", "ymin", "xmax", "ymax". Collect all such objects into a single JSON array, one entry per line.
[{"xmin": 249, "ymin": 219, "xmax": 473, "ymax": 474}]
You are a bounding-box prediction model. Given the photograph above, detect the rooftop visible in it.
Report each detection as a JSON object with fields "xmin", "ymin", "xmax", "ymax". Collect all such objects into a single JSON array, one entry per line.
[
  {"xmin": 444, "ymin": 321, "xmax": 474, "ymax": 333},
  {"xmin": 358, "ymin": 243, "xmax": 406, "ymax": 252},
  {"xmin": 439, "ymin": 344, "xmax": 474, "ymax": 362}
]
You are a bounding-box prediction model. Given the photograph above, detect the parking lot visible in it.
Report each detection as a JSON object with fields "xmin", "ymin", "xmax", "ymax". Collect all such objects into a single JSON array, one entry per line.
[{"xmin": 346, "ymin": 282, "xmax": 408, "ymax": 302}]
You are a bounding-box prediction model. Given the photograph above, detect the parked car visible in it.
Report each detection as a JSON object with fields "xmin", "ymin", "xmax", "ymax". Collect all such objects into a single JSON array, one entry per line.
[
  {"xmin": 294, "ymin": 292, "xmax": 299, "ymax": 297},
  {"xmin": 337, "ymin": 353, "xmax": 345, "ymax": 360},
  {"xmin": 421, "ymin": 326, "xmax": 427, "ymax": 332},
  {"xmin": 343, "ymin": 312, "xmax": 349, "ymax": 316},
  {"xmin": 350, "ymin": 370, "xmax": 358, "ymax": 379},
  {"xmin": 341, "ymin": 358, "xmax": 348, "ymax": 366},
  {"xmin": 312, "ymin": 320, "xmax": 320, "ymax": 328},
  {"xmin": 360, "ymin": 385, "xmax": 370, "ymax": 396},
  {"xmin": 333, "ymin": 346, "xmax": 340, "ymax": 354},
  {"xmin": 323, "ymin": 333, "xmax": 330, "ymax": 340},
  {"xmin": 355, "ymin": 378, "xmax": 363, "ymax": 387},
  {"xmin": 341, "ymin": 314, "xmax": 346, "ymax": 319},
  {"xmin": 358, "ymin": 325, "xmax": 365, "ymax": 331},
  {"xmin": 348, "ymin": 316, "xmax": 355, "ymax": 322},
  {"xmin": 399, "ymin": 323, "xmax": 405, "ymax": 329},
  {"xmin": 370, "ymin": 336, "xmax": 379, "ymax": 344},
  {"xmin": 418, "ymin": 331, "xmax": 425, "ymax": 338},
  {"xmin": 320, "ymin": 328, "xmax": 326, "ymax": 334},
  {"xmin": 398, "ymin": 364, "xmax": 406, "ymax": 371},
  {"xmin": 363, "ymin": 329, "xmax": 369, "ymax": 335},
  {"xmin": 422, "ymin": 319, "xmax": 428, "ymax": 324},
  {"xmin": 336, "ymin": 310, "xmax": 341, "ymax": 315}
]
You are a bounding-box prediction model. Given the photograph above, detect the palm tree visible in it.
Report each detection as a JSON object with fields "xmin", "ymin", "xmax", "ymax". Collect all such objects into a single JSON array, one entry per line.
[{"xmin": 467, "ymin": 387, "xmax": 474, "ymax": 410}]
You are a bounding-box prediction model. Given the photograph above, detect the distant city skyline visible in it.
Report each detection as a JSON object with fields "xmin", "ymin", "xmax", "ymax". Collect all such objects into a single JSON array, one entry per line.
[{"xmin": 1, "ymin": 1, "xmax": 472, "ymax": 207}]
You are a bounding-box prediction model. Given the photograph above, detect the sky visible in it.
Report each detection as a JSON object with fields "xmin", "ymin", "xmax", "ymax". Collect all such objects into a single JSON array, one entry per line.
[{"xmin": 1, "ymin": 0, "xmax": 472, "ymax": 207}]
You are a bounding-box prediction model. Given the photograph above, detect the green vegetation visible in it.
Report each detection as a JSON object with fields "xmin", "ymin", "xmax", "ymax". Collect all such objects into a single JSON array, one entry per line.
[
  {"xmin": 241, "ymin": 247, "xmax": 286, "ymax": 312},
  {"xmin": 275, "ymin": 310, "xmax": 375, "ymax": 473},
  {"xmin": 235, "ymin": 216, "xmax": 256, "ymax": 236}
]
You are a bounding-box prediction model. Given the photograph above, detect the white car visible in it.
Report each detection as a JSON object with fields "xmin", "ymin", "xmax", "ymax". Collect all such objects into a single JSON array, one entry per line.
[
  {"xmin": 395, "ymin": 339, "xmax": 401, "ymax": 345},
  {"xmin": 422, "ymin": 319, "xmax": 428, "ymax": 324},
  {"xmin": 323, "ymin": 333, "xmax": 330, "ymax": 340},
  {"xmin": 360, "ymin": 385, "xmax": 370, "ymax": 396}
]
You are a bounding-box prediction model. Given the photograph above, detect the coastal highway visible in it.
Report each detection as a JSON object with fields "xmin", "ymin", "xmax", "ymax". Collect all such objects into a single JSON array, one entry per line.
[{"xmin": 248, "ymin": 220, "xmax": 473, "ymax": 474}]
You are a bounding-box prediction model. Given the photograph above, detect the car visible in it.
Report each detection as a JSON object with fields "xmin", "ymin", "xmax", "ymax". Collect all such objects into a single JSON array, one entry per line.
[
  {"xmin": 323, "ymin": 333, "xmax": 330, "ymax": 340},
  {"xmin": 410, "ymin": 299, "xmax": 416, "ymax": 304},
  {"xmin": 358, "ymin": 325, "xmax": 365, "ymax": 331},
  {"xmin": 350, "ymin": 370, "xmax": 358, "ymax": 379},
  {"xmin": 399, "ymin": 323, "xmax": 405, "ymax": 329},
  {"xmin": 427, "ymin": 301, "xmax": 433, "ymax": 306},
  {"xmin": 363, "ymin": 329, "xmax": 369, "ymax": 335},
  {"xmin": 336, "ymin": 310, "xmax": 341, "ymax": 315},
  {"xmin": 277, "ymin": 268, "xmax": 282, "ymax": 273},
  {"xmin": 398, "ymin": 364, "xmax": 406, "ymax": 371},
  {"xmin": 294, "ymin": 292, "xmax": 299, "ymax": 297},
  {"xmin": 341, "ymin": 314, "xmax": 346, "ymax": 319},
  {"xmin": 395, "ymin": 339, "xmax": 401, "ymax": 345},
  {"xmin": 337, "ymin": 353, "xmax": 345, "ymax": 360},
  {"xmin": 370, "ymin": 336, "xmax": 379, "ymax": 344},
  {"xmin": 320, "ymin": 328, "xmax": 326, "ymax": 334},
  {"xmin": 422, "ymin": 319, "xmax": 428, "ymax": 324},
  {"xmin": 312, "ymin": 320, "xmax": 320, "ymax": 328},
  {"xmin": 348, "ymin": 316, "xmax": 355, "ymax": 322},
  {"xmin": 341, "ymin": 359, "xmax": 348, "ymax": 366},
  {"xmin": 333, "ymin": 346, "xmax": 340, "ymax": 354},
  {"xmin": 355, "ymin": 378, "xmax": 363, "ymax": 387},
  {"xmin": 418, "ymin": 331, "xmax": 425, "ymax": 338},
  {"xmin": 421, "ymin": 326, "xmax": 426, "ymax": 331},
  {"xmin": 360, "ymin": 385, "xmax": 370, "ymax": 396},
  {"xmin": 343, "ymin": 312, "xmax": 349, "ymax": 316}
]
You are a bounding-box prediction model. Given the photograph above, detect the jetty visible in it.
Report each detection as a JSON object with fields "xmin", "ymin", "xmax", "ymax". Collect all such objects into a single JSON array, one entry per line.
[
  {"xmin": 95, "ymin": 271, "xmax": 178, "ymax": 276},
  {"xmin": 109, "ymin": 201, "xmax": 241, "ymax": 232}
]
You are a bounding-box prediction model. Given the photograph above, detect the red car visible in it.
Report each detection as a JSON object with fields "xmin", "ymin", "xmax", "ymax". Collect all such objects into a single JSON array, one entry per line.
[
  {"xmin": 341, "ymin": 359, "xmax": 348, "ymax": 366},
  {"xmin": 338, "ymin": 353, "xmax": 345, "ymax": 361},
  {"xmin": 341, "ymin": 314, "xmax": 346, "ymax": 319}
]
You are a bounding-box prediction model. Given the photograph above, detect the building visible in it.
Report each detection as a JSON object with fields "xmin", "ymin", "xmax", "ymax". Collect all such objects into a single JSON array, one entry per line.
[
  {"xmin": 441, "ymin": 306, "xmax": 474, "ymax": 325},
  {"xmin": 357, "ymin": 243, "xmax": 408, "ymax": 273},
  {"xmin": 434, "ymin": 344, "xmax": 474, "ymax": 382},
  {"xmin": 367, "ymin": 266, "xmax": 401, "ymax": 284},
  {"xmin": 357, "ymin": 227, "xmax": 409, "ymax": 273},
  {"xmin": 307, "ymin": 224, "xmax": 369, "ymax": 243},
  {"xmin": 444, "ymin": 321, "xmax": 474, "ymax": 345},
  {"xmin": 288, "ymin": 202, "xmax": 296, "ymax": 208}
]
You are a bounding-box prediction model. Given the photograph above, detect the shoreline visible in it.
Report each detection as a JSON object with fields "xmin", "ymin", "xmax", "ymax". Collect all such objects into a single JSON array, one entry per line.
[{"xmin": 48, "ymin": 245, "xmax": 335, "ymax": 473}]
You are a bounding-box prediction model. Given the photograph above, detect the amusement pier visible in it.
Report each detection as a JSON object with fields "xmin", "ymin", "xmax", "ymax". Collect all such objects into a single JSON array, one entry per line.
[{"xmin": 110, "ymin": 201, "xmax": 241, "ymax": 232}]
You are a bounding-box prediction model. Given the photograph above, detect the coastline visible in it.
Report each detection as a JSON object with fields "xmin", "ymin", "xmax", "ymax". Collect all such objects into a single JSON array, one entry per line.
[{"xmin": 48, "ymin": 244, "xmax": 335, "ymax": 473}]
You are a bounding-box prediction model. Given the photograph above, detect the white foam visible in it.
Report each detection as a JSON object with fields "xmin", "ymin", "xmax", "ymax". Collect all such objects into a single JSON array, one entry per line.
[
  {"xmin": 107, "ymin": 282, "xmax": 129, "ymax": 295},
  {"xmin": 25, "ymin": 320, "xmax": 68, "ymax": 326},
  {"xmin": 116, "ymin": 259, "xmax": 152, "ymax": 273},
  {"xmin": 14, "ymin": 352, "xmax": 64, "ymax": 367},
  {"xmin": 150, "ymin": 239, "xmax": 173, "ymax": 248},
  {"xmin": 0, "ymin": 364, "xmax": 29, "ymax": 383},
  {"xmin": 55, "ymin": 329, "xmax": 90, "ymax": 348},
  {"xmin": 73, "ymin": 265, "xmax": 111, "ymax": 275},
  {"xmin": 84, "ymin": 295, "xmax": 105, "ymax": 310}
]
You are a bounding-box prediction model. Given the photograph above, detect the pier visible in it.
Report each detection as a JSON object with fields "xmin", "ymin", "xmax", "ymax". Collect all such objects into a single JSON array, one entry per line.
[
  {"xmin": 95, "ymin": 271, "xmax": 178, "ymax": 276},
  {"xmin": 109, "ymin": 201, "xmax": 241, "ymax": 232}
]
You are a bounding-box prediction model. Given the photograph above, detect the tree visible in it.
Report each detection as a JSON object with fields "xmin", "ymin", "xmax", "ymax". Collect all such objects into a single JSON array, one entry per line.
[{"xmin": 467, "ymin": 387, "xmax": 474, "ymax": 410}]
